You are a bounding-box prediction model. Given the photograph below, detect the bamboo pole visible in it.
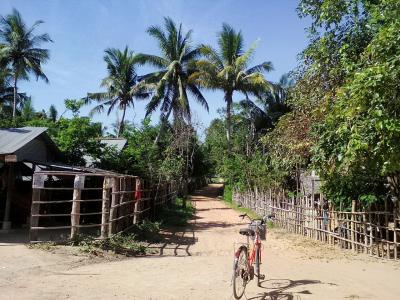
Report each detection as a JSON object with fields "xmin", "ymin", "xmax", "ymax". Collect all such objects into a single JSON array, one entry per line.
[
  {"xmin": 351, "ymin": 200, "xmax": 356, "ymax": 252},
  {"xmin": 394, "ymin": 202, "xmax": 398, "ymax": 260}
]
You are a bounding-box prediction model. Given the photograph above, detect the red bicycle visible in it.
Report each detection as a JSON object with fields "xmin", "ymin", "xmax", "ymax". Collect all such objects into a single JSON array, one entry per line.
[{"xmin": 232, "ymin": 213, "xmax": 274, "ymax": 299}]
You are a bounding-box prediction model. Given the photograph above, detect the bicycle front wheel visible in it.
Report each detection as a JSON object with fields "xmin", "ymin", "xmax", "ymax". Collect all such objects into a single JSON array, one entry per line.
[
  {"xmin": 255, "ymin": 247, "xmax": 261, "ymax": 287},
  {"xmin": 233, "ymin": 246, "xmax": 249, "ymax": 299}
]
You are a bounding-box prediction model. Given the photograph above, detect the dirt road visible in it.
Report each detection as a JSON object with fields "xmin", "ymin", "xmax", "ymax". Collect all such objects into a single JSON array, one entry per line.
[{"xmin": 1, "ymin": 184, "xmax": 400, "ymax": 299}]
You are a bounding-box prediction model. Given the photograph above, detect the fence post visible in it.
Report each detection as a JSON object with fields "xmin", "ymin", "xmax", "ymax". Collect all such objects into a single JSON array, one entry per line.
[
  {"xmin": 29, "ymin": 173, "xmax": 44, "ymax": 241},
  {"xmin": 133, "ymin": 178, "xmax": 141, "ymax": 225},
  {"xmin": 101, "ymin": 177, "xmax": 111, "ymax": 239},
  {"xmin": 109, "ymin": 176, "xmax": 120, "ymax": 235},
  {"xmin": 71, "ymin": 175, "xmax": 85, "ymax": 239}
]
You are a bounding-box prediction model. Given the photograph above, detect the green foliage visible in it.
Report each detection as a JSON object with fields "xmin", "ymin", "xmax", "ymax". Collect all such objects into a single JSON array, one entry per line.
[
  {"xmin": 311, "ymin": 0, "xmax": 400, "ymax": 207},
  {"xmin": 69, "ymin": 233, "xmax": 147, "ymax": 256},
  {"xmin": 64, "ymin": 99, "xmax": 85, "ymax": 117},
  {"xmin": 52, "ymin": 117, "xmax": 102, "ymax": 165},
  {"xmin": 223, "ymin": 184, "xmax": 232, "ymax": 202}
]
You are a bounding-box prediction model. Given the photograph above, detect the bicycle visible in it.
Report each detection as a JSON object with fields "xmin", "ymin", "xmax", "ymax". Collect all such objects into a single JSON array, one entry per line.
[{"xmin": 232, "ymin": 213, "xmax": 274, "ymax": 299}]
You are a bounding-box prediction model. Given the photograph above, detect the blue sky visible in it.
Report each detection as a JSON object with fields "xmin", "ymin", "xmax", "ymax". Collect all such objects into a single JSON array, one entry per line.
[{"xmin": 0, "ymin": 0, "xmax": 310, "ymax": 132}]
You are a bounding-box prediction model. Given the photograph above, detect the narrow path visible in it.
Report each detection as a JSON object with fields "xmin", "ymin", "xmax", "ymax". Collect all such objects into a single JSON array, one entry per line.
[{"xmin": 1, "ymin": 184, "xmax": 400, "ymax": 299}]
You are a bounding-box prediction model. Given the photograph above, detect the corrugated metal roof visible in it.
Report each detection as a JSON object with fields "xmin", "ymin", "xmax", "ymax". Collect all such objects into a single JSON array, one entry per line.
[
  {"xmin": 0, "ymin": 127, "xmax": 48, "ymax": 154},
  {"xmin": 100, "ymin": 138, "xmax": 127, "ymax": 152}
]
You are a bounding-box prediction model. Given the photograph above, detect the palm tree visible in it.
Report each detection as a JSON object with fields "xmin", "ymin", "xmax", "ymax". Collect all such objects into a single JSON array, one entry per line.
[
  {"xmin": 0, "ymin": 63, "xmax": 29, "ymax": 117},
  {"xmin": 195, "ymin": 24, "xmax": 273, "ymax": 152},
  {"xmin": 86, "ymin": 47, "xmax": 150, "ymax": 137},
  {"xmin": 0, "ymin": 8, "xmax": 52, "ymax": 120},
  {"xmin": 256, "ymin": 73, "xmax": 294, "ymax": 125},
  {"xmin": 136, "ymin": 17, "xmax": 208, "ymax": 126}
]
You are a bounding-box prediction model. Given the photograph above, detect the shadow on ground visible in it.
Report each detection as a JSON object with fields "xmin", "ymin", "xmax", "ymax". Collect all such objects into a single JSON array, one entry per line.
[{"xmin": 246, "ymin": 278, "xmax": 335, "ymax": 300}]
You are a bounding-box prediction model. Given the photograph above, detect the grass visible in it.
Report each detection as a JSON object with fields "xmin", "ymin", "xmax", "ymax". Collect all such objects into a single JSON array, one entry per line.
[
  {"xmin": 28, "ymin": 241, "xmax": 57, "ymax": 251},
  {"xmin": 221, "ymin": 184, "xmax": 260, "ymax": 220},
  {"xmin": 69, "ymin": 233, "xmax": 147, "ymax": 256},
  {"xmin": 156, "ymin": 197, "xmax": 195, "ymax": 227}
]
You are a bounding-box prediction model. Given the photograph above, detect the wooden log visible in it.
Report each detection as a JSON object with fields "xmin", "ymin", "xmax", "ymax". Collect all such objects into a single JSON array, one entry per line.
[
  {"xmin": 100, "ymin": 177, "xmax": 111, "ymax": 239},
  {"xmin": 71, "ymin": 175, "xmax": 85, "ymax": 239}
]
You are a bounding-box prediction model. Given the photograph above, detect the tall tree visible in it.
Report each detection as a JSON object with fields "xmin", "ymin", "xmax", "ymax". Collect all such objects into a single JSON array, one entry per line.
[
  {"xmin": 0, "ymin": 9, "xmax": 52, "ymax": 120},
  {"xmin": 136, "ymin": 17, "xmax": 208, "ymax": 126},
  {"xmin": 195, "ymin": 24, "xmax": 272, "ymax": 152},
  {"xmin": 48, "ymin": 104, "xmax": 58, "ymax": 122},
  {"xmin": 86, "ymin": 47, "xmax": 150, "ymax": 137}
]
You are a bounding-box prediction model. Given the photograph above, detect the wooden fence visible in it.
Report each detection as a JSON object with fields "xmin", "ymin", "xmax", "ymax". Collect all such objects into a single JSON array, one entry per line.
[
  {"xmin": 29, "ymin": 171, "xmax": 178, "ymax": 242},
  {"xmin": 233, "ymin": 189, "xmax": 400, "ymax": 260}
]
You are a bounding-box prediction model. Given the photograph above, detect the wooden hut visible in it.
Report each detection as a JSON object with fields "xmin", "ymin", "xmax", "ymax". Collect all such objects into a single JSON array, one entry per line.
[{"xmin": 0, "ymin": 127, "xmax": 60, "ymax": 231}]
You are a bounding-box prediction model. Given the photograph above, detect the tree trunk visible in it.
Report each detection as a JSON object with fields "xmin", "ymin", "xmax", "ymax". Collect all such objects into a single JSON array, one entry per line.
[
  {"xmin": 154, "ymin": 106, "xmax": 173, "ymax": 144},
  {"xmin": 225, "ymin": 92, "xmax": 233, "ymax": 153},
  {"xmin": 117, "ymin": 106, "xmax": 127, "ymax": 137},
  {"xmin": 12, "ymin": 75, "xmax": 17, "ymax": 121}
]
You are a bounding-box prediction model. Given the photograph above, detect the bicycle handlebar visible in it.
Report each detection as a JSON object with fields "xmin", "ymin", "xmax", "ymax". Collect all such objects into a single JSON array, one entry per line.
[{"xmin": 239, "ymin": 213, "xmax": 275, "ymax": 223}]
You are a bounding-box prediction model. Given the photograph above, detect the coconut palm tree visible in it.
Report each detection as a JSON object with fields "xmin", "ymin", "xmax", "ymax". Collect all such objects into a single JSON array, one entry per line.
[
  {"xmin": 0, "ymin": 8, "xmax": 52, "ymax": 120},
  {"xmin": 0, "ymin": 64, "xmax": 29, "ymax": 117},
  {"xmin": 86, "ymin": 47, "xmax": 151, "ymax": 137},
  {"xmin": 195, "ymin": 23, "xmax": 273, "ymax": 152},
  {"xmin": 136, "ymin": 17, "xmax": 208, "ymax": 126}
]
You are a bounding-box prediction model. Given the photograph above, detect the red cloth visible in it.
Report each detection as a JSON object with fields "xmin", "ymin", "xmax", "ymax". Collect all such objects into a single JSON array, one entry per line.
[{"xmin": 135, "ymin": 180, "xmax": 142, "ymax": 201}]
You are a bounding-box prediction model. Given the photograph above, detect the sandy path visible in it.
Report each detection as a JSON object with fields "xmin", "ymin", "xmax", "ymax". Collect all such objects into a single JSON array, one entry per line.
[{"xmin": 1, "ymin": 183, "xmax": 400, "ymax": 299}]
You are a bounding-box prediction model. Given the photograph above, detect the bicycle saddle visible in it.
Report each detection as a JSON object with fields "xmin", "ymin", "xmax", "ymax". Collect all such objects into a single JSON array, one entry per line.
[{"xmin": 239, "ymin": 228, "xmax": 255, "ymax": 236}]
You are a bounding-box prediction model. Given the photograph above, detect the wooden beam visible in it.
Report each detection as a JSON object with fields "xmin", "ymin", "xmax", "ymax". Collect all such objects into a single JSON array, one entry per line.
[{"xmin": 5, "ymin": 155, "xmax": 17, "ymax": 163}]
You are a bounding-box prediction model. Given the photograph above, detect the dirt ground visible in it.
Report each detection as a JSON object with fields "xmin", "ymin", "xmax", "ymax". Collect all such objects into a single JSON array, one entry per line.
[{"xmin": 1, "ymin": 183, "xmax": 400, "ymax": 299}]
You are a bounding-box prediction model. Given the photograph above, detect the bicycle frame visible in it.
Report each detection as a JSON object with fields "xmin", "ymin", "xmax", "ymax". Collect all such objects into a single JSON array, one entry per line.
[
  {"xmin": 247, "ymin": 231, "xmax": 261, "ymax": 267},
  {"xmin": 234, "ymin": 225, "xmax": 262, "ymax": 273}
]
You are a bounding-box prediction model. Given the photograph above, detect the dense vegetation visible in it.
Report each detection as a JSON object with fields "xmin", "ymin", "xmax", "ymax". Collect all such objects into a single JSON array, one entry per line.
[
  {"xmin": 1, "ymin": 1, "xmax": 400, "ymax": 210},
  {"xmin": 204, "ymin": 0, "xmax": 400, "ymax": 210}
]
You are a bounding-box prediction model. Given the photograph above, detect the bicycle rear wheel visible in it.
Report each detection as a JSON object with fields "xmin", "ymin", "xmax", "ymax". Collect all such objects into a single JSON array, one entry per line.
[{"xmin": 233, "ymin": 247, "xmax": 249, "ymax": 299}]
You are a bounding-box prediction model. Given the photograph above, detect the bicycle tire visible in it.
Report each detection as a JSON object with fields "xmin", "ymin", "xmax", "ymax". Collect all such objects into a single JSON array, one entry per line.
[
  {"xmin": 256, "ymin": 247, "xmax": 261, "ymax": 287},
  {"xmin": 233, "ymin": 246, "xmax": 249, "ymax": 299}
]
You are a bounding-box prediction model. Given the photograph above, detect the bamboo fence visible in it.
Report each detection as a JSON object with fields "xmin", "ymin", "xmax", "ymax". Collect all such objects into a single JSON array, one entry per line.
[
  {"xmin": 29, "ymin": 171, "xmax": 178, "ymax": 242},
  {"xmin": 233, "ymin": 188, "xmax": 400, "ymax": 260}
]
